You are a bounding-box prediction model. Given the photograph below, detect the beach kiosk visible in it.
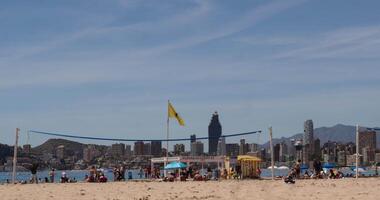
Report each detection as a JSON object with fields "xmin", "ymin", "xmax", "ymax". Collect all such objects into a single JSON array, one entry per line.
[{"xmin": 237, "ymin": 155, "xmax": 261, "ymax": 179}]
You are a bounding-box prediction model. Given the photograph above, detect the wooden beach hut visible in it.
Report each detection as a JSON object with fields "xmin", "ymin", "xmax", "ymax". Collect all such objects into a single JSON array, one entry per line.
[{"xmin": 237, "ymin": 155, "xmax": 261, "ymax": 179}]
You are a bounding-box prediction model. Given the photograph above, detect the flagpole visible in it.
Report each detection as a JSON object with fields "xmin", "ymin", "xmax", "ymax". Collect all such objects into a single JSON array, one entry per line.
[{"xmin": 165, "ymin": 100, "xmax": 170, "ymax": 177}]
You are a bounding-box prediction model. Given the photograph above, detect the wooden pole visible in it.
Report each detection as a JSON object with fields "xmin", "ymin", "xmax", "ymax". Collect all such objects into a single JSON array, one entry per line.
[
  {"xmin": 269, "ymin": 127, "xmax": 274, "ymax": 180},
  {"xmin": 12, "ymin": 128, "xmax": 20, "ymax": 184},
  {"xmin": 356, "ymin": 124, "xmax": 359, "ymax": 179}
]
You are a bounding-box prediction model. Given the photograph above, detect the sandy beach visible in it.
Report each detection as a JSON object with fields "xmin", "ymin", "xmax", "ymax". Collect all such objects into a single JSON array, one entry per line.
[{"xmin": 0, "ymin": 178, "xmax": 378, "ymax": 200}]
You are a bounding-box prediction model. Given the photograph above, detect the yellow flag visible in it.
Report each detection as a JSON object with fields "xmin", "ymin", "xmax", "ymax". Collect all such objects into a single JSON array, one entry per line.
[{"xmin": 168, "ymin": 102, "xmax": 185, "ymax": 126}]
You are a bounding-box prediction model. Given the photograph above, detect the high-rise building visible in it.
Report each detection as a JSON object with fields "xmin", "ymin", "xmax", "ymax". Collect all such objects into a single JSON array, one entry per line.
[
  {"xmin": 144, "ymin": 143, "xmax": 151, "ymax": 155},
  {"xmin": 217, "ymin": 137, "xmax": 226, "ymax": 156},
  {"xmin": 125, "ymin": 145, "xmax": 132, "ymax": 158},
  {"xmin": 151, "ymin": 141, "xmax": 162, "ymax": 157},
  {"xmin": 239, "ymin": 139, "xmax": 248, "ymax": 155},
  {"xmin": 260, "ymin": 148, "xmax": 267, "ymax": 161},
  {"xmin": 174, "ymin": 144, "xmax": 185, "ymax": 155},
  {"xmin": 359, "ymin": 130, "xmax": 377, "ymax": 153},
  {"xmin": 274, "ymin": 143, "xmax": 280, "ymax": 162},
  {"xmin": 190, "ymin": 134, "xmax": 196, "ymax": 143},
  {"xmin": 208, "ymin": 112, "xmax": 222, "ymax": 155},
  {"xmin": 191, "ymin": 141, "xmax": 204, "ymax": 156},
  {"xmin": 337, "ymin": 150, "xmax": 346, "ymax": 166},
  {"xmin": 359, "ymin": 130, "xmax": 376, "ymax": 165},
  {"xmin": 248, "ymin": 143, "xmax": 259, "ymax": 153},
  {"xmin": 134, "ymin": 141, "xmax": 144, "ymax": 156},
  {"xmin": 279, "ymin": 142, "xmax": 288, "ymax": 162},
  {"xmin": 226, "ymin": 143, "xmax": 239, "ymax": 157},
  {"xmin": 111, "ymin": 143, "xmax": 125, "ymax": 158},
  {"xmin": 314, "ymin": 138, "xmax": 321, "ymax": 160},
  {"xmin": 303, "ymin": 120, "xmax": 314, "ymax": 163}
]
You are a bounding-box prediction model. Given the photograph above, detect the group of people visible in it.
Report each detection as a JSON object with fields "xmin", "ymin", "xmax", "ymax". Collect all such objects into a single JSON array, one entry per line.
[
  {"xmin": 284, "ymin": 159, "xmax": 348, "ymax": 184},
  {"xmin": 85, "ymin": 166, "xmax": 108, "ymax": 182}
]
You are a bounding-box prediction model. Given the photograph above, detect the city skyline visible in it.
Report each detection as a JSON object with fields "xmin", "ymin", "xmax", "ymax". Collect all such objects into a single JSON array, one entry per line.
[{"xmin": 1, "ymin": 0, "xmax": 380, "ymax": 146}]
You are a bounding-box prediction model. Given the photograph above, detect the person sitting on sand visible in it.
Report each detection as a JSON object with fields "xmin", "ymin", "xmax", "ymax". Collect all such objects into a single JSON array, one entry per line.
[
  {"xmin": 284, "ymin": 169, "xmax": 296, "ymax": 184},
  {"xmin": 61, "ymin": 172, "xmax": 69, "ymax": 183},
  {"xmin": 193, "ymin": 171, "xmax": 203, "ymax": 181},
  {"xmin": 328, "ymin": 169, "xmax": 336, "ymax": 179},
  {"xmin": 84, "ymin": 174, "xmax": 89, "ymax": 182},
  {"xmin": 99, "ymin": 173, "xmax": 108, "ymax": 182},
  {"xmin": 256, "ymin": 168, "xmax": 261, "ymax": 178},
  {"xmin": 304, "ymin": 170, "xmax": 310, "ymax": 178},
  {"xmin": 163, "ymin": 172, "xmax": 175, "ymax": 182}
]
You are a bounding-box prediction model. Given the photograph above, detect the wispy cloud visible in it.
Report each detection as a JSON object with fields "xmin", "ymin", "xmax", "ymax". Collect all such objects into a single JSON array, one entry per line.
[
  {"xmin": 0, "ymin": 0, "xmax": 307, "ymax": 90},
  {"xmin": 273, "ymin": 25, "xmax": 380, "ymax": 60}
]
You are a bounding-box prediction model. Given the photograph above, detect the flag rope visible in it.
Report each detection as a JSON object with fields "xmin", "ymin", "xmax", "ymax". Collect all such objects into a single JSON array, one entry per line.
[{"xmin": 28, "ymin": 130, "xmax": 262, "ymax": 142}]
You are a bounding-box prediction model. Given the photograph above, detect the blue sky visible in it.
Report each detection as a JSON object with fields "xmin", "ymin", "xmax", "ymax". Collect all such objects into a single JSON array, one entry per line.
[{"xmin": 1, "ymin": 0, "xmax": 380, "ymax": 149}]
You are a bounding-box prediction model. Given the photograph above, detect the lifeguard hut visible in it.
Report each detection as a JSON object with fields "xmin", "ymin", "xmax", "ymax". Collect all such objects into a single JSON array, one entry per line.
[{"xmin": 237, "ymin": 155, "xmax": 261, "ymax": 179}]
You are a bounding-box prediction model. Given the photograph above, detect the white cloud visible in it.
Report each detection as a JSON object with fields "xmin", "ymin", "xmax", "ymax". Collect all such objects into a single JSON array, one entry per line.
[{"xmin": 273, "ymin": 25, "xmax": 380, "ymax": 60}]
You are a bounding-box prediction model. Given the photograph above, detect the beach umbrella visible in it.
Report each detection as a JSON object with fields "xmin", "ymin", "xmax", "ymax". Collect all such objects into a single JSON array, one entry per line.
[
  {"xmin": 164, "ymin": 162, "xmax": 187, "ymax": 170},
  {"xmin": 352, "ymin": 167, "xmax": 366, "ymax": 172},
  {"xmin": 300, "ymin": 164, "xmax": 309, "ymax": 170},
  {"xmin": 322, "ymin": 163, "xmax": 336, "ymax": 169}
]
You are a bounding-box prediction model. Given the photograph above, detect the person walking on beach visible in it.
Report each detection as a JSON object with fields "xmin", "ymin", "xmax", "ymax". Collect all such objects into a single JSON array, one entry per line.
[
  {"xmin": 49, "ymin": 168, "xmax": 55, "ymax": 183},
  {"xmin": 28, "ymin": 163, "xmax": 39, "ymax": 184},
  {"xmin": 313, "ymin": 159, "xmax": 322, "ymax": 178},
  {"xmin": 294, "ymin": 160, "xmax": 301, "ymax": 179}
]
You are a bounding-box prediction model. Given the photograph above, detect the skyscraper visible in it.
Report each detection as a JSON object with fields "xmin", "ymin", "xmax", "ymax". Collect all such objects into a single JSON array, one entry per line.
[
  {"xmin": 191, "ymin": 141, "xmax": 204, "ymax": 156},
  {"xmin": 134, "ymin": 141, "xmax": 144, "ymax": 156},
  {"xmin": 303, "ymin": 119, "xmax": 314, "ymax": 163},
  {"xmin": 111, "ymin": 143, "xmax": 125, "ymax": 158},
  {"xmin": 151, "ymin": 141, "xmax": 162, "ymax": 157},
  {"xmin": 359, "ymin": 130, "xmax": 376, "ymax": 164},
  {"xmin": 190, "ymin": 134, "xmax": 196, "ymax": 143},
  {"xmin": 217, "ymin": 136, "xmax": 226, "ymax": 156},
  {"xmin": 239, "ymin": 139, "xmax": 248, "ymax": 155},
  {"xmin": 190, "ymin": 134, "xmax": 196, "ymax": 148},
  {"xmin": 359, "ymin": 130, "xmax": 377, "ymax": 152},
  {"xmin": 208, "ymin": 111, "xmax": 222, "ymax": 155},
  {"xmin": 144, "ymin": 143, "xmax": 151, "ymax": 155}
]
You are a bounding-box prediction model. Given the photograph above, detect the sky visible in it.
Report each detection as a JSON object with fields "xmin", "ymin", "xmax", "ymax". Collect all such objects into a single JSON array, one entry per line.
[{"xmin": 1, "ymin": 0, "xmax": 380, "ymax": 149}]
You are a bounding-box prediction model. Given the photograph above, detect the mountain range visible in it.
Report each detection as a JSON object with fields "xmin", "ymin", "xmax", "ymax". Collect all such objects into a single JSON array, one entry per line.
[{"xmin": 262, "ymin": 124, "xmax": 380, "ymax": 148}]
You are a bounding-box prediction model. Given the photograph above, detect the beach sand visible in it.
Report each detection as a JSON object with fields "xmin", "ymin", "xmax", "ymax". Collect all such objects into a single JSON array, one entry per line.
[{"xmin": 0, "ymin": 178, "xmax": 378, "ymax": 200}]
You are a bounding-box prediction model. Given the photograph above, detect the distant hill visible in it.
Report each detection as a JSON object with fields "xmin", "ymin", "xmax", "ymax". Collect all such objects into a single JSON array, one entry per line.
[
  {"xmin": 32, "ymin": 138, "xmax": 85, "ymax": 157},
  {"xmin": 262, "ymin": 124, "xmax": 380, "ymax": 148}
]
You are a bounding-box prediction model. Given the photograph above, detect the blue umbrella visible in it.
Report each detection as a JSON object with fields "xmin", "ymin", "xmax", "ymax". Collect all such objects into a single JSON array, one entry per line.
[
  {"xmin": 164, "ymin": 162, "xmax": 187, "ymax": 170},
  {"xmin": 300, "ymin": 164, "xmax": 309, "ymax": 170},
  {"xmin": 323, "ymin": 163, "xmax": 336, "ymax": 169}
]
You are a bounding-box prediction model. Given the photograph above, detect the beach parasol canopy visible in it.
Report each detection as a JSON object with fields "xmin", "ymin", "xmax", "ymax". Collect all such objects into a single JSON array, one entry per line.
[
  {"xmin": 164, "ymin": 162, "xmax": 187, "ymax": 170},
  {"xmin": 300, "ymin": 164, "xmax": 309, "ymax": 170},
  {"xmin": 322, "ymin": 163, "xmax": 336, "ymax": 169},
  {"xmin": 351, "ymin": 167, "xmax": 366, "ymax": 172}
]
